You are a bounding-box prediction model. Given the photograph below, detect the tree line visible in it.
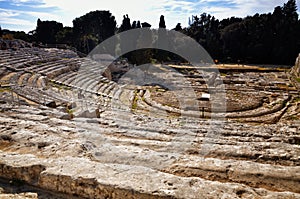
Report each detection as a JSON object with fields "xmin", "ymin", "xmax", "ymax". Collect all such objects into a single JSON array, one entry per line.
[{"xmin": 0, "ymin": 0, "xmax": 299, "ymax": 65}]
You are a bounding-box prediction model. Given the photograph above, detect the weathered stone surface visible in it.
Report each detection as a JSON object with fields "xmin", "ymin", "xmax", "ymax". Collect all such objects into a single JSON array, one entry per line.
[
  {"xmin": 0, "ymin": 192, "xmax": 38, "ymax": 199},
  {"xmin": 75, "ymin": 109, "xmax": 101, "ymax": 118},
  {"xmin": 291, "ymin": 53, "xmax": 300, "ymax": 77},
  {"xmin": 1, "ymin": 152, "xmax": 300, "ymax": 199},
  {"xmin": 0, "ymin": 103, "xmax": 299, "ymax": 198},
  {"xmin": 0, "ymin": 45, "xmax": 300, "ymax": 198}
]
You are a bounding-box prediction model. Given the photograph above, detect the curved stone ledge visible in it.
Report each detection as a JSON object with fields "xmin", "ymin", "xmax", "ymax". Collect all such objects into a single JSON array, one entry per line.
[{"xmin": 1, "ymin": 152, "xmax": 300, "ymax": 199}]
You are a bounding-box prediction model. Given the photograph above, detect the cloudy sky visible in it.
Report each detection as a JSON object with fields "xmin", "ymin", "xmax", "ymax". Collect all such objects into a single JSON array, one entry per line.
[{"xmin": 0, "ymin": 0, "xmax": 298, "ymax": 32}]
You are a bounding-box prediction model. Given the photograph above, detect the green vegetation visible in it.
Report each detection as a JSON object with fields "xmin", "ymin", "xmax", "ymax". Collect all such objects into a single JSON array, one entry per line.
[
  {"xmin": 0, "ymin": 88, "xmax": 8, "ymax": 92},
  {"xmin": 0, "ymin": 26, "xmax": 31, "ymax": 41},
  {"xmin": 131, "ymin": 90, "xmax": 139, "ymax": 110},
  {"xmin": 0, "ymin": 86, "xmax": 11, "ymax": 92},
  {"xmin": 36, "ymin": 19, "xmax": 63, "ymax": 44},
  {"xmin": 292, "ymin": 96, "xmax": 300, "ymax": 103},
  {"xmin": 286, "ymin": 115, "xmax": 299, "ymax": 121},
  {"xmin": 66, "ymin": 107, "xmax": 74, "ymax": 115},
  {"xmin": 72, "ymin": 11, "xmax": 117, "ymax": 54},
  {"xmin": 162, "ymin": 102, "xmax": 178, "ymax": 109},
  {"xmin": 50, "ymin": 81, "xmax": 71, "ymax": 91}
]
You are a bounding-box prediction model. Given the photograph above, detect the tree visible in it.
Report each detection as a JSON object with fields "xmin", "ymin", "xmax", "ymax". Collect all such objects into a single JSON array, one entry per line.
[
  {"xmin": 220, "ymin": 21, "xmax": 245, "ymax": 62},
  {"xmin": 13, "ymin": 31, "xmax": 30, "ymax": 42},
  {"xmin": 141, "ymin": 22, "xmax": 151, "ymax": 28},
  {"xmin": 180, "ymin": 0, "xmax": 300, "ymax": 64},
  {"xmin": 283, "ymin": 0, "xmax": 298, "ymax": 22},
  {"xmin": 119, "ymin": 15, "xmax": 132, "ymax": 32},
  {"xmin": 276, "ymin": 0, "xmax": 299, "ymax": 64},
  {"xmin": 130, "ymin": 20, "xmax": 141, "ymax": 28},
  {"xmin": 174, "ymin": 23, "xmax": 182, "ymax": 31},
  {"xmin": 56, "ymin": 27, "xmax": 73, "ymax": 45},
  {"xmin": 0, "ymin": 26, "xmax": 2, "ymax": 37},
  {"xmin": 72, "ymin": 10, "xmax": 117, "ymax": 53},
  {"xmin": 159, "ymin": 15, "xmax": 166, "ymax": 28},
  {"xmin": 132, "ymin": 21, "xmax": 137, "ymax": 29},
  {"xmin": 133, "ymin": 28, "xmax": 153, "ymax": 65},
  {"xmin": 36, "ymin": 19, "xmax": 63, "ymax": 44}
]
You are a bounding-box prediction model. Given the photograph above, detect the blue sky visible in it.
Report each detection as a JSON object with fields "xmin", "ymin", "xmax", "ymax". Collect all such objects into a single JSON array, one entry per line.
[{"xmin": 0, "ymin": 0, "xmax": 298, "ymax": 32}]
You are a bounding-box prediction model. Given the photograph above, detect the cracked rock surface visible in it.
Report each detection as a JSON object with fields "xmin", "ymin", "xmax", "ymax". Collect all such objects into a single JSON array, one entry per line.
[{"xmin": 0, "ymin": 45, "xmax": 300, "ymax": 198}]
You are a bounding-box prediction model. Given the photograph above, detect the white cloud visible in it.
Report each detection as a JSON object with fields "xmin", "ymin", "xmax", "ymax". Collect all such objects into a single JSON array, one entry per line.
[
  {"xmin": 0, "ymin": 9, "xmax": 32, "ymax": 30},
  {"xmin": 205, "ymin": 0, "xmax": 287, "ymax": 19},
  {"xmin": 0, "ymin": 9, "xmax": 19, "ymax": 17},
  {"xmin": 0, "ymin": 6, "xmax": 60, "ymax": 32},
  {"xmin": 0, "ymin": 17, "xmax": 32, "ymax": 26},
  {"xmin": 26, "ymin": 10, "xmax": 57, "ymax": 19},
  {"xmin": 38, "ymin": 0, "xmax": 293, "ymax": 29},
  {"xmin": 34, "ymin": 0, "xmax": 198, "ymax": 29},
  {"xmin": 40, "ymin": 0, "xmax": 168, "ymax": 26}
]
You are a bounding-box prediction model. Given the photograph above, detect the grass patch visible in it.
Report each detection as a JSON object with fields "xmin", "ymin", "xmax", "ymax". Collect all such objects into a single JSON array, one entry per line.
[
  {"xmin": 295, "ymin": 77, "xmax": 300, "ymax": 83},
  {"xmin": 131, "ymin": 90, "xmax": 138, "ymax": 110},
  {"xmin": 0, "ymin": 87, "xmax": 11, "ymax": 92},
  {"xmin": 66, "ymin": 107, "xmax": 74, "ymax": 115},
  {"xmin": 50, "ymin": 81, "xmax": 71, "ymax": 90},
  {"xmin": 286, "ymin": 115, "xmax": 299, "ymax": 121},
  {"xmin": 292, "ymin": 97, "xmax": 300, "ymax": 103},
  {"xmin": 282, "ymin": 100, "xmax": 288, "ymax": 107}
]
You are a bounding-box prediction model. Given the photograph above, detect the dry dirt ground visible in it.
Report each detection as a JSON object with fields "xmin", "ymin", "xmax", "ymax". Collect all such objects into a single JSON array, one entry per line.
[{"xmin": 0, "ymin": 47, "xmax": 300, "ymax": 198}]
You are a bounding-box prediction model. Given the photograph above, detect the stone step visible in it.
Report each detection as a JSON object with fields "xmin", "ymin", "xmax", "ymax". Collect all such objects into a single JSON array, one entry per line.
[
  {"xmin": 85, "ymin": 77, "xmax": 108, "ymax": 93},
  {"xmin": 72, "ymin": 73, "xmax": 101, "ymax": 88},
  {"xmin": 2, "ymin": 152, "xmax": 298, "ymax": 199},
  {"xmin": 32, "ymin": 61, "xmax": 66, "ymax": 73},
  {"xmin": 53, "ymin": 71, "xmax": 77, "ymax": 83},
  {"xmin": 17, "ymin": 73, "xmax": 32, "ymax": 86},
  {"xmin": 63, "ymin": 75, "xmax": 77, "ymax": 86},
  {"xmin": 28, "ymin": 73, "xmax": 42, "ymax": 87},
  {"xmin": 97, "ymin": 82, "xmax": 114, "ymax": 95}
]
